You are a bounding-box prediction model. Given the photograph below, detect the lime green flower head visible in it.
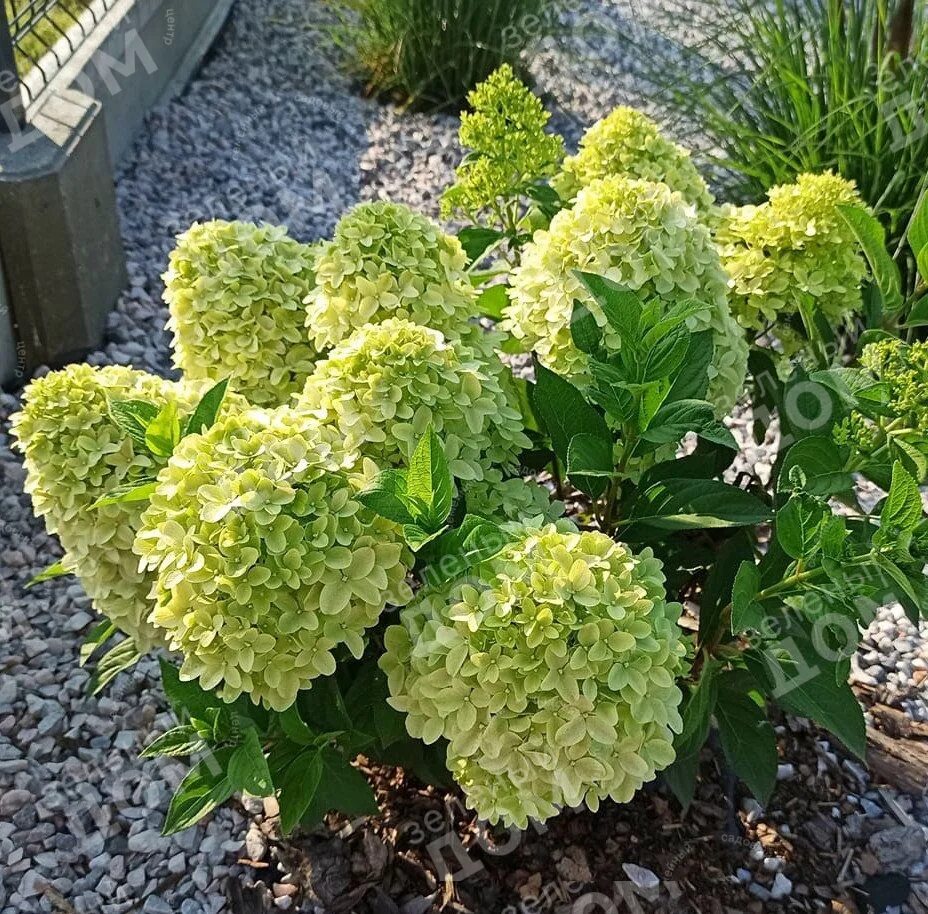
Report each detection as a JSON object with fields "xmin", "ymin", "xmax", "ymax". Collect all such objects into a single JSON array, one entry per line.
[
  {"xmin": 461, "ymin": 477, "xmax": 564, "ymax": 524},
  {"xmin": 135, "ymin": 408, "xmax": 412, "ymax": 711},
  {"xmin": 552, "ymin": 107, "xmax": 713, "ymax": 212},
  {"xmin": 381, "ymin": 520, "xmax": 686, "ymax": 828},
  {"xmin": 503, "ymin": 175, "xmax": 748, "ymax": 415},
  {"xmin": 164, "ymin": 220, "xmax": 320, "ymax": 406},
  {"xmin": 440, "ymin": 64, "xmax": 565, "ymax": 225},
  {"xmin": 305, "ymin": 201, "xmax": 476, "ymax": 351},
  {"xmin": 835, "ymin": 338, "xmax": 928, "ymax": 465},
  {"xmin": 716, "ymin": 172, "xmax": 866, "ymax": 340},
  {"xmin": 295, "ymin": 319, "xmax": 530, "ymax": 483},
  {"xmin": 11, "ymin": 364, "xmax": 231, "ymax": 650}
]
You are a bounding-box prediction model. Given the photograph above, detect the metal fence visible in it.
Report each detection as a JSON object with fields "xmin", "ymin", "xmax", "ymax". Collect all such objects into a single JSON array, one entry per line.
[{"xmin": 1, "ymin": 0, "xmax": 118, "ymax": 127}]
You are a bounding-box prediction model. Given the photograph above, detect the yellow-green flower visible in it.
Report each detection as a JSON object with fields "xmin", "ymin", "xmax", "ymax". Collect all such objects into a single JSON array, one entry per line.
[
  {"xmin": 381, "ymin": 520, "xmax": 686, "ymax": 828},
  {"xmin": 716, "ymin": 172, "xmax": 866, "ymax": 348},
  {"xmin": 504, "ymin": 175, "xmax": 748, "ymax": 416},
  {"xmin": 461, "ymin": 477, "xmax": 563, "ymax": 524},
  {"xmin": 305, "ymin": 201, "xmax": 476, "ymax": 350},
  {"xmin": 11, "ymin": 364, "xmax": 232, "ymax": 650},
  {"xmin": 295, "ymin": 319, "xmax": 530, "ymax": 482},
  {"xmin": 440, "ymin": 64, "xmax": 565, "ymax": 227},
  {"xmin": 164, "ymin": 220, "xmax": 320, "ymax": 406},
  {"xmin": 552, "ymin": 107, "xmax": 713, "ymax": 212},
  {"xmin": 135, "ymin": 408, "xmax": 412, "ymax": 711}
]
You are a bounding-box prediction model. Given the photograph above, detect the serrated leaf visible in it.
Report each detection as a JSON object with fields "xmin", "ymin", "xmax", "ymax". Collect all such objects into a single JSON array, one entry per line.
[
  {"xmin": 907, "ymin": 187, "xmax": 928, "ymax": 262},
  {"xmin": 145, "ymin": 402, "xmax": 181, "ymax": 458},
  {"xmin": 26, "ymin": 559, "xmax": 72, "ymax": 588},
  {"xmin": 228, "ymin": 727, "xmax": 273, "ymax": 796},
  {"xmin": 574, "ymin": 271, "xmax": 642, "ymax": 344},
  {"xmin": 641, "ymin": 298, "xmax": 710, "ymax": 345},
  {"xmin": 731, "ymin": 561, "xmax": 764, "ymax": 633},
  {"xmin": 879, "ymin": 461, "xmax": 923, "ymax": 537},
  {"xmin": 776, "ymin": 495, "xmax": 825, "ymax": 560},
  {"xmin": 809, "ymin": 367, "xmax": 890, "ymax": 413},
  {"xmin": 162, "ymin": 750, "xmax": 235, "ymax": 835},
  {"xmin": 639, "ymin": 324, "xmax": 690, "ymax": 382},
  {"xmin": 715, "ymin": 678, "xmax": 777, "ymax": 805},
  {"xmin": 624, "ymin": 479, "xmax": 771, "ymax": 533},
  {"xmin": 566, "ymin": 433, "xmax": 613, "ymax": 497},
  {"xmin": 299, "ymin": 749, "xmax": 378, "ymax": 828},
  {"xmin": 837, "ymin": 204, "xmax": 903, "ymax": 314},
  {"xmin": 140, "ymin": 726, "xmax": 206, "ymax": 759},
  {"xmin": 666, "ymin": 331, "xmax": 713, "ymax": 403},
  {"xmin": 903, "ymin": 295, "xmax": 928, "ymax": 328},
  {"xmin": 676, "ymin": 662, "xmax": 720, "ymax": 755},
  {"xmin": 531, "ymin": 359, "xmax": 611, "ymax": 468},
  {"xmin": 160, "ymin": 658, "xmax": 221, "ymax": 720},
  {"xmin": 588, "ymin": 360, "xmax": 635, "ymax": 423},
  {"xmin": 420, "ymin": 515, "xmax": 509, "ymax": 586},
  {"xmin": 90, "ymin": 480, "xmax": 157, "ymax": 510},
  {"xmin": 278, "ymin": 748, "xmax": 323, "ymax": 834},
  {"xmin": 640, "ymin": 399, "xmax": 737, "ymax": 450},
  {"xmin": 183, "ymin": 378, "xmax": 229, "ymax": 437},
  {"xmin": 778, "ymin": 436, "xmax": 853, "ymax": 497},
  {"xmin": 406, "ymin": 426, "xmax": 453, "ymax": 531},
  {"xmin": 476, "ymin": 284, "xmax": 509, "ymax": 320},
  {"xmin": 357, "ymin": 470, "xmax": 415, "ymax": 525},
  {"xmin": 638, "ymin": 378, "xmax": 672, "ymax": 432},
  {"xmin": 570, "ymin": 300, "xmax": 602, "ymax": 355},
  {"xmin": 108, "ymin": 398, "xmax": 159, "ymax": 448},
  {"xmin": 458, "ymin": 226, "xmax": 504, "ymax": 264},
  {"xmin": 279, "ymin": 704, "xmax": 316, "ymax": 746},
  {"xmin": 403, "ymin": 523, "xmax": 448, "ymax": 552},
  {"xmin": 87, "ymin": 638, "xmax": 141, "ymax": 695}
]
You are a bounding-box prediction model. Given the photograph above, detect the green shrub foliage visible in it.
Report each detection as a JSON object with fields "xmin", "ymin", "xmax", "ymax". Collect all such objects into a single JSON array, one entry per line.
[{"xmin": 12, "ymin": 66, "xmax": 928, "ymax": 839}]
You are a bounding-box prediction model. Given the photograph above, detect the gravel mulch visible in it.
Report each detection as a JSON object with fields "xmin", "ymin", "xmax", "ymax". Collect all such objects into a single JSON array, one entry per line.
[{"xmin": 1, "ymin": 1, "xmax": 926, "ymax": 912}]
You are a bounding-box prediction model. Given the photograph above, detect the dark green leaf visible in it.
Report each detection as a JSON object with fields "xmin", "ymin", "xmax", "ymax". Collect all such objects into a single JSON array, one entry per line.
[
  {"xmin": 677, "ymin": 662, "xmax": 720, "ymax": 755},
  {"xmin": 108, "ymin": 398, "xmax": 158, "ymax": 448},
  {"xmin": 588, "ymin": 360, "xmax": 635, "ymax": 423},
  {"xmin": 160, "ymin": 658, "xmax": 221, "ymax": 721},
  {"xmin": 279, "ymin": 704, "xmax": 316, "ymax": 747},
  {"xmin": 778, "ymin": 437, "xmax": 852, "ymax": 497},
  {"xmin": 278, "ymin": 748, "xmax": 323, "ymax": 834},
  {"xmin": 776, "ymin": 495, "xmax": 825, "ymax": 560},
  {"xmin": 837, "ymin": 204, "xmax": 903, "ymax": 314},
  {"xmin": 638, "ymin": 378, "xmax": 672, "ymax": 431},
  {"xmin": 574, "ymin": 272, "xmax": 642, "ymax": 344},
  {"xmin": 624, "ymin": 479, "xmax": 771, "ymax": 532},
  {"xmin": 698, "ymin": 530, "xmax": 756, "ymax": 647},
  {"xmin": 458, "ymin": 226, "xmax": 504, "ymax": 264},
  {"xmin": 162, "ymin": 750, "xmax": 235, "ymax": 835},
  {"xmin": 228, "ymin": 728, "xmax": 273, "ymax": 796},
  {"xmin": 731, "ymin": 561, "xmax": 764, "ymax": 633},
  {"xmin": 903, "ymin": 295, "xmax": 928, "ymax": 328},
  {"xmin": 715, "ymin": 678, "xmax": 777, "ymax": 805},
  {"xmin": 299, "ymin": 749, "xmax": 378, "ymax": 827},
  {"xmin": 183, "ymin": 378, "xmax": 230, "ymax": 437},
  {"xmin": 663, "ymin": 748, "xmax": 700, "ymax": 811},
  {"xmin": 570, "ymin": 300, "xmax": 602, "ymax": 355},
  {"xmin": 531, "ymin": 359, "xmax": 611, "ymax": 467},
  {"xmin": 566, "ymin": 433, "xmax": 613, "ymax": 497},
  {"xmin": 639, "ymin": 325, "xmax": 690, "ymax": 382},
  {"xmin": 421, "ymin": 515, "xmax": 509, "ymax": 586},
  {"xmin": 907, "ymin": 188, "xmax": 928, "ymax": 262},
  {"xmin": 357, "ymin": 470, "xmax": 415, "ymax": 526},
  {"xmin": 640, "ymin": 399, "xmax": 737, "ymax": 450},
  {"xmin": 26, "ymin": 560, "xmax": 71, "ymax": 588},
  {"xmin": 879, "ymin": 461, "xmax": 923, "ymax": 537},
  {"xmin": 809, "ymin": 367, "xmax": 890, "ymax": 413},
  {"xmin": 666, "ymin": 331, "xmax": 713, "ymax": 403}
]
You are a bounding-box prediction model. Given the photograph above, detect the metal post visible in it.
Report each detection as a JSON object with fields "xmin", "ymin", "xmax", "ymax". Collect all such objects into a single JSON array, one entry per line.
[{"xmin": 0, "ymin": 3, "xmax": 25, "ymax": 131}]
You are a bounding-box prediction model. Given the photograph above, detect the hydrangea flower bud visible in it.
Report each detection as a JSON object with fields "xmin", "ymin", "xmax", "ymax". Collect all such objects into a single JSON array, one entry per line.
[
  {"xmin": 716, "ymin": 172, "xmax": 866, "ymax": 345},
  {"xmin": 381, "ymin": 521, "xmax": 686, "ymax": 828},
  {"xmin": 11, "ymin": 364, "xmax": 227, "ymax": 650},
  {"xmin": 504, "ymin": 176, "xmax": 748, "ymax": 416},
  {"xmin": 164, "ymin": 220, "xmax": 319, "ymax": 406},
  {"xmin": 295, "ymin": 319, "xmax": 530, "ymax": 482},
  {"xmin": 135, "ymin": 409, "xmax": 412, "ymax": 710},
  {"xmin": 305, "ymin": 201, "xmax": 476, "ymax": 351},
  {"xmin": 552, "ymin": 107, "xmax": 713, "ymax": 212}
]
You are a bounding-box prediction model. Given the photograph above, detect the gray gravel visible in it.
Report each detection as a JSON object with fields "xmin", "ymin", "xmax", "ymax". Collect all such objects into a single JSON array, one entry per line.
[{"xmin": 1, "ymin": 0, "xmax": 927, "ymax": 911}]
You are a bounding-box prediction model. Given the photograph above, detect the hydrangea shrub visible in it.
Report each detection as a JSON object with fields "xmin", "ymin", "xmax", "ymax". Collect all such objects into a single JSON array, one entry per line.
[
  {"xmin": 504, "ymin": 175, "xmax": 748, "ymax": 415},
  {"xmin": 295, "ymin": 318, "xmax": 530, "ymax": 481},
  {"xmin": 164, "ymin": 220, "xmax": 319, "ymax": 406},
  {"xmin": 134, "ymin": 408, "xmax": 412, "ymax": 710},
  {"xmin": 305, "ymin": 201, "xmax": 476, "ymax": 351},
  {"xmin": 551, "ymin": 106, "xmax": 714, "ymax": 212},
  {"xmin": 381, "ymin": 522, "xmax": 685, "ymax": 827}
]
